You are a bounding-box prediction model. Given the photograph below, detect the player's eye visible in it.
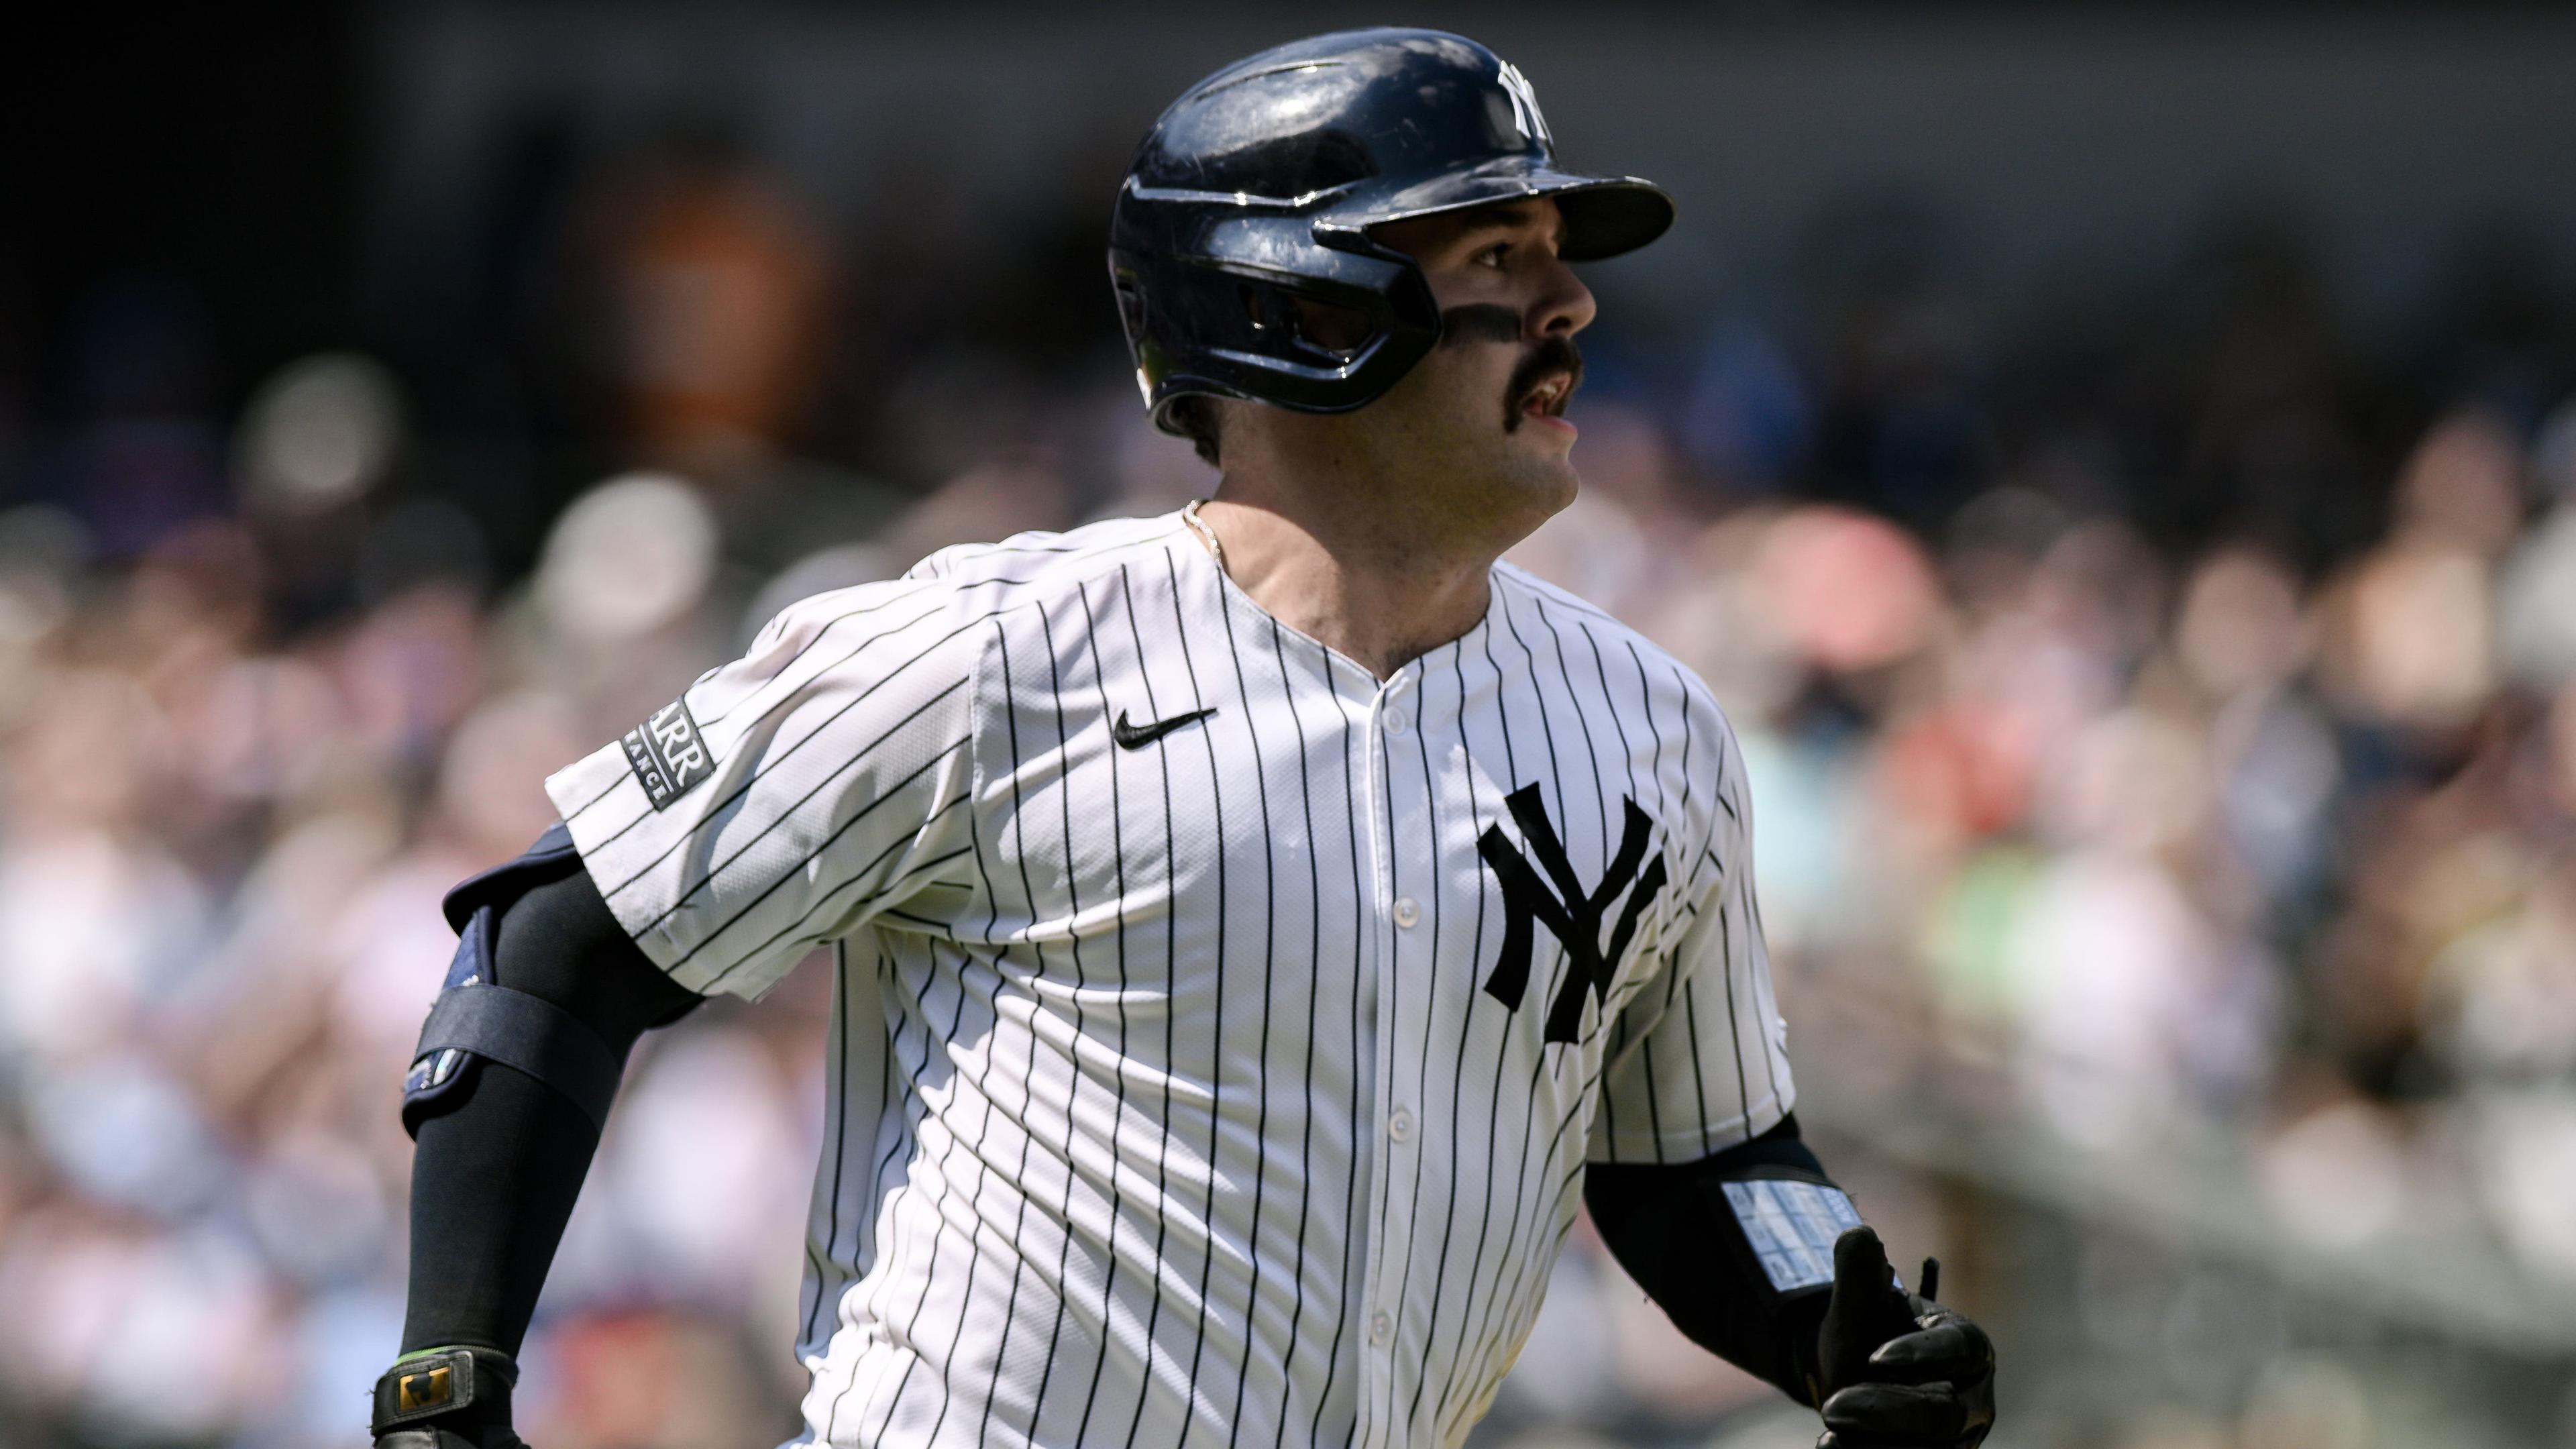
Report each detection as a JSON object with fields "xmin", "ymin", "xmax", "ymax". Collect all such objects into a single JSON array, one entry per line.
[{"xmin": 1473, "ymin": 242, "xmax": 1511, "ymax": 270}]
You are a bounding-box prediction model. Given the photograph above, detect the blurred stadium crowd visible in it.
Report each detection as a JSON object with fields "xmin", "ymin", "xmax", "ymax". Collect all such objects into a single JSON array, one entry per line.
[{"xmin": 8, "ymin": 123, "xmax": 2576, "ymax": 1449}]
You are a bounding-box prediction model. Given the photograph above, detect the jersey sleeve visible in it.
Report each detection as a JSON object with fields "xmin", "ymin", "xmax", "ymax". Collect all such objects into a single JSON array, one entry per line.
[
  {"xmin": 1588, "ymin": 711, "xmax": 1795, "ymax": 1165},
  {"xmin": 541, "ymin": 578, "xmax": 988, "ymax": 1001}
]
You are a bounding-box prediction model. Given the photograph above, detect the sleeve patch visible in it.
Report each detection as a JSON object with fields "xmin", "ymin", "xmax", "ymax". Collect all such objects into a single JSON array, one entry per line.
[
  {"xmin": 1721, "ymin": 1179, "xmax": 1865, "ymax": 1292},
  {"xmin": 621, "ymin": 697, "xmax": 714, "ymax": 811}
]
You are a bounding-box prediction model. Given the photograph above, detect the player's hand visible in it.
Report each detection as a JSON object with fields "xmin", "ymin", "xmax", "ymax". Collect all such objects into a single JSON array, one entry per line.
[
  {"xmin": 370, "ymin": 1347, "xmax": 529, "ymax": 1449},
  {"xmin": 1812, "ymin": 1226, "xmax": 1994, "ymax": 1449}
]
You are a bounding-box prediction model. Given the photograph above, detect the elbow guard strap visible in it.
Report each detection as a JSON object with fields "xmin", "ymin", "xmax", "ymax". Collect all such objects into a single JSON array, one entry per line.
[
  {"xmin": 402, "ymin": 972, "xmax": 623, "ymax": 1137},
  {"xmin": 400, "ymin": 821, "xmax": 625, "ymax": 1138}
]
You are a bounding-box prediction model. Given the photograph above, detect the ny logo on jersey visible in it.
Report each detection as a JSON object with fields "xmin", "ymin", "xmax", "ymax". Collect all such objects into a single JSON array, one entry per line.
[
  {"xmin": 1495, "ymin": 60, "xmax": 1552, "ymax": 146},
  {"xmin": 1477, "ymin": 784, "xmax": 1667, "ymax": 1043}
]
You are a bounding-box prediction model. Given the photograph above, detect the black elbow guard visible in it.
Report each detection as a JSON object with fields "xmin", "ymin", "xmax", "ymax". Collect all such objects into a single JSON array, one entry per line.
[{"xmin": 400, "ymin": 823, "xmax": 624, "ymax": 1138}]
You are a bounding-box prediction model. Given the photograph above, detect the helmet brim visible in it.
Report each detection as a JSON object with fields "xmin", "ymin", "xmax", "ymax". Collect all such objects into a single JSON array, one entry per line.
[{"xmin": 1321, "ymin": 158, "xmax": 1675, "ymax": 262}]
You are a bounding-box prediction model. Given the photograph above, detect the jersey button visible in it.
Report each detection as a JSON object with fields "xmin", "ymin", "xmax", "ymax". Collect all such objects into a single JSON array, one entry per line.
[
  {"xmin": 1391, "ymin": 896, "xmax": 1420, "ymax": 928},
  {"xmin": 1383, "ymin": 710, "xmax": 1409, "ymax": 736},
  {"xmin": 1369, "ymin": 1311, "xmax": 1393, "ymax": 1346},
  {"xmin": 1389, "ymin": 1108, "xmax": 1414, "ymax": 1142}
]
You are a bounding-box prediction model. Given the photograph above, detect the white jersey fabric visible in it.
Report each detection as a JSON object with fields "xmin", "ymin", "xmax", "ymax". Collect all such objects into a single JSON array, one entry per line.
[{"xmin": 543, "ymin": 510, "xmax": 1793, "ymax": 1449}]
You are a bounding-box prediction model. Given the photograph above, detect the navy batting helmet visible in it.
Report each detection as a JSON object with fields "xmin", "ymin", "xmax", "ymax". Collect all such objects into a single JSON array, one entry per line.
[{"xmin": 1109, "ymin": 28, "xmax": 1674, "ymax": 437}]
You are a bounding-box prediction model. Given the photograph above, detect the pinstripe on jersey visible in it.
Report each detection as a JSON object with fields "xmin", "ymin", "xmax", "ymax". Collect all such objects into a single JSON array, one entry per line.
[{"xmin": 543, "ymin": 511, "xmax": 1793, "ymax": 1449}]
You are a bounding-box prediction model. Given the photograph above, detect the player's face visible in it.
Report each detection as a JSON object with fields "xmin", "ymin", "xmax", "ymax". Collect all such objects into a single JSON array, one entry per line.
[{"xmin": 1360, "ymin": 197, "xmax": 1599, "ymax": 526}]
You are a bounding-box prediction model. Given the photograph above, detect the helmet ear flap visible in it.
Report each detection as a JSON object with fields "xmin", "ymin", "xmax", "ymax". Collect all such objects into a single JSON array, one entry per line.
[
  {"xmin": 1116, "ymin": 236, "xmax": 1441, "ymax": 435},
  {"xmin": 1234, "ymin": 280, "xmax": 1385, "ymax": 362},
  {"xmin": 1112, "ymin": 271, "xmax": 1150, "ymax": 352}
]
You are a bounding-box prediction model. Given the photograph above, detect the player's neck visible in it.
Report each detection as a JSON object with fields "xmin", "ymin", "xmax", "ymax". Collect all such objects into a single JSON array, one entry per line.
[{"xmin": 1189, "ymin": 488, "xmax": 1500, "ymax": 681}]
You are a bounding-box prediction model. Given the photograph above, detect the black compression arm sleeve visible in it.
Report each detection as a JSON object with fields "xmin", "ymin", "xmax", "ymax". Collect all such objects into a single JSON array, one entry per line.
[
  {"xmin": 1584, "ymin": 1114, "xmax": 1833, "ymax": 1404},
  {"xmin": 398, "ymin": 867, "xmax": 701, "ymax": 1355}
]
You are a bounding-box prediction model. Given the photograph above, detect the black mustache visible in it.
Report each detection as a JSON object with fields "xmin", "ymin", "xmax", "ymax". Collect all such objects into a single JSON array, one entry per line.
[
  {"xmin": 1507, "ymin": 335, "xmax": 1583, "ymax": 401},
  {"xmin": 1504, "ymin": 335, "xmax": 1584, "ymax": 429},
  {"xmin": 1435, "ymin": 305, "xmax": 1584, "ymax": 428}
]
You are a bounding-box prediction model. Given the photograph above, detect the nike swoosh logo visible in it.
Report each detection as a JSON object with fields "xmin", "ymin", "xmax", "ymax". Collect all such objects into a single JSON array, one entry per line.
[{"xmin": 1113, "ymin": 707, "xmax": 1218, "ymax": 749}]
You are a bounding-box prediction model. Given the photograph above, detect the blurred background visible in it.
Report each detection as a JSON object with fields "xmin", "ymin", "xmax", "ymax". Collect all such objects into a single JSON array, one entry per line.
[{"xmin": 11, "ymin": 3, "xmax": 2576, "ymax": 1446}]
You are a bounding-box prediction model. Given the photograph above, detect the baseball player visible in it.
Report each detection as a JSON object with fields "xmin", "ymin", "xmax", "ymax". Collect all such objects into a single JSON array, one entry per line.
[{"xmin": 371, "ymin": 28, "xmax": 1994, "ymax": 1449}]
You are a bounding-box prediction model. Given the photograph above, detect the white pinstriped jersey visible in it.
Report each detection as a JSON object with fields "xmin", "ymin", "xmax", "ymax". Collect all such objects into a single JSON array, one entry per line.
[{"xmin": 542, "ymin": 511, "xmax": 1794, "ymax": 1449}]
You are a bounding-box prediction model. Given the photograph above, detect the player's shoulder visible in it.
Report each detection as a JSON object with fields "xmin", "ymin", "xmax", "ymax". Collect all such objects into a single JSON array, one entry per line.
[
  {"xmin": 1489, "ymin": 560, "xmax": 1733, "ymax": 733},
  {"xmin": 731, "ymin": 515, "xmax": 1191, "ymax": 690},
  {"xmin": 762, "ymin": 513, "xmax": 1190, "ymax": 637},
  {"xmin": 899, "ymin": 512, "xmax": 1189, "ymax": 591}
]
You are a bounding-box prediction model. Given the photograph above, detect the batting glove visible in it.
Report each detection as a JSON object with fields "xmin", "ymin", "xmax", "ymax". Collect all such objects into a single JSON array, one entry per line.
[{"xmin": 1811, "ymin": 1226, "xmax": 1996, "ymax": 1449}]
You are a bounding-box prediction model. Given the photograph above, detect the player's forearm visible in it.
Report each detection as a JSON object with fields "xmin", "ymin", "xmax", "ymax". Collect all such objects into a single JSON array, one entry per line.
[
  {"xmin": 1590, "ymin": 1120, "xmax": 1997, "ymax": 1447},
  {"xmin": 398, "ymin": 859, "xmax": 701, "ymax": 1355},
  {"xmin": 1582, "ymin": 1113, "xmax": 1834, "ymax": 1403},
  {"xmin": 402, "ymin": 1057, "xmax": 604, "ymax": 1354}
]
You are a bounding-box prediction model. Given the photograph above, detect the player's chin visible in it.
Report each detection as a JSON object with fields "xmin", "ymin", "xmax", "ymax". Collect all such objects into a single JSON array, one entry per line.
[
  {"xmin": 1501, "ymin": 407, "xmax": 1582, "ymax": 506},
  {"xmin": 1492, "ymin": 445, "xmax": 1581, "ymax": 519}
]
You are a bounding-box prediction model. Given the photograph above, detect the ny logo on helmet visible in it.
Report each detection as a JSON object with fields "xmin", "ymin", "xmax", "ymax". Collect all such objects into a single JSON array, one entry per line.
[{"xmin": 1497, "ymin": 61, "xmax": 1552, "ymax": 146}]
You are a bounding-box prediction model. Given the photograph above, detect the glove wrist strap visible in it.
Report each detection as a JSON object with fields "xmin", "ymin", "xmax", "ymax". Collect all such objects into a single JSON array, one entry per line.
[{"xmin": 370, "ymin": 1346, "xmax": 517, "ymax": 1438}]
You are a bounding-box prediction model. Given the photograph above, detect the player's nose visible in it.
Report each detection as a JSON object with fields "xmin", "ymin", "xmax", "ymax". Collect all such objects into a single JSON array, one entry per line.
[{"xmin": 1529, "ymin": 252, "xmax": 1597, "ymax": 340}]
